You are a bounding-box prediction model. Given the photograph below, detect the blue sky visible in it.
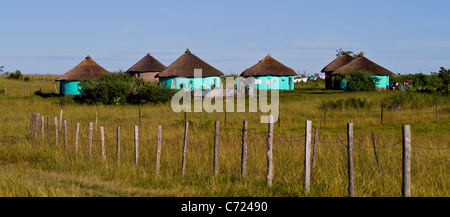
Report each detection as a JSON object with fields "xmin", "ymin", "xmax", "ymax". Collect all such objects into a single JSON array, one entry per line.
[{"xmin": 1, "ymin": 0, "xmax": 449, "ymax": 76}]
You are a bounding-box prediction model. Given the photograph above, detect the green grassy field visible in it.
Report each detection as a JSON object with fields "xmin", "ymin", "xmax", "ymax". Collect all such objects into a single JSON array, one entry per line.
[{"xmin": 0, "ymin": 75, "xmax": 448, "ymax": 197}]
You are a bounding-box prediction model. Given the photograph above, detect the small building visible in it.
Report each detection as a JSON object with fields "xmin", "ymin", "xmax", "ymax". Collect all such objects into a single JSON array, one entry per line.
[
  {"xmin": 240, "ymin": 55, "xmax": 296, "ymax": 90},
  {"xmin": 332, "ymin": 54, "xmax": 394, "ymax": 90},
  {"xmin": 156, "ymin": 49, "xmax": 224, "ymax": 90},
  {"xmin": 321, "ymin": 54, "xmax": 354, "ymax": 89},
  {"xmin": 56, "ymin": 55, "xmax": 110, "ymax": 95},
  {"xmin": 126, "ymin": 53, "xmax": 166, "ymax": 82}
]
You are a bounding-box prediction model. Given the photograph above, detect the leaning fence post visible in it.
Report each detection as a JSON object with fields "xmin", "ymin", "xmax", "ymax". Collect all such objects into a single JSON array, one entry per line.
[
  {"xmin": 116, "ymin": 126, "xmax": 121, "ymax": 165},
  {"xmin": 402, "ymin": 125, "xmax": 411, "ymax": 197},
  {"xmin": 371, "ymin": 132, "xmax": 382, "ymax": 172},
  {"xmin": 304, "ymin": 120, "xmax": 312, "ymax": 194},
  {"xmin": 54, "ymin": 117, "xmax": 58, "ymax": 146},
  {"xmin": 100, "ymin": 125, "xmax": 105, "ymax": 161},
  {"xmin": 241, "ymin": 120, "xmax": 248, "ymax": 178},
  {"xmin": 156, "ymin": 125, "xmax": 162, "ymax": 174},
  {"xmin": 88, "ymin": 122, "xmax": 93, "ymax": 157},
  {"xmin": 134, "ymin": 125, "xmax": 139, "ymax": 168},
  {"xmin": 347, "ymin": 123, "xmax": 355, "ymax": 197},
  {"xmin": 75, "ymin": 123, "xmax": 80, "ymax": 153},
  {"xmin": 267, "ymin": 115, "xmax": 274, "ymax": 187},
  {"xmin": 181, "ymin": 122, "xmax": 189, "ymax": 176},
  {"xmin": 214, "ymin": 121, "xmax": 220, "ymax": 176}
]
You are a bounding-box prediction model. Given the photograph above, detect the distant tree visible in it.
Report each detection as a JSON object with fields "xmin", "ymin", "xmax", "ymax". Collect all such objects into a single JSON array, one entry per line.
[
  {"xmin": 0, "ymin": 66, "xmax": 4, "ymax": 74},
  {"xmin": 336, "ymin": 48, "xmax": 363, "ymax": 58},
  {"xmin": 437, "ymin": 67, "xmax": 449, "ymax": 94}
]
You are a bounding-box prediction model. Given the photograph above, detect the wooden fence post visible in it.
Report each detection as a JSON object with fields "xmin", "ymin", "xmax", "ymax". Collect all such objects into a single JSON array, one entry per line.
[
  {"xmin": 371, "ymin": 132, "xmax": 382, "ymax": 172},
  {"xmin": 59, "ymin": 110, "xmax": 63, "ymax": 132},
  {"xmin": 88, "ymin": 122, "xmax": 93, "ymax": 157},
  {"xmin": 75, "ymin": 123, "xmax": 80, "ymax": 153},
  {"xmin": 35, "ymin": 113, "xmax": 40, "ymax": 138},
  {"xmin": 241, "ymin": 120, "xmax": 248, "ymax": 178},
  {"xmin": 100, "ymin": 125, "xmax": 106, "ymax": 161},
  {"xmin": 402, "ymin": 125, "xmax": 411, "ymax": 197},
  {"xmin": 304, "ymin": 120, "xmax": 312, "ymax": 194},
  {"xmin": 347, "ymin": 123, "xmax": 355, "ymax": 197},
  {"xmin": 214, "ymin": 121, "xmax": 220, "ymax": 176},
  {"xmin": 54, "ymin": 117, "xmax": 58, "ymax": 146},
  {"xmin": 134, "ymin": 125, "xmax": 139, "ymax": 168},
  {"xmin": 181, "ymin": 122, "xmax": 189, "ymax": 176},
  {"xmin": 64, "ymin": 120, "xmax": 68, "ymax": 150},
  {"xmin": 41, "ymin": 115, "xmax": 44, "ymax": 139},
  {"xmin": 116, "ymin": 126, "xmax": 120, "ymax": 165},
  {"xmin": 95, "ymin": 113, "xmax": 98, "ymax": 130},
  {"xmin": 156, "ymin": 125, "xmax": 162, "ymax": 174},
  {"xmin": 267, "ymin": 115, "xmax": 274, "ymax": 187},
  {"xmin": 312, "ymin": 127, "xmax": 319, "ymax": 174}
]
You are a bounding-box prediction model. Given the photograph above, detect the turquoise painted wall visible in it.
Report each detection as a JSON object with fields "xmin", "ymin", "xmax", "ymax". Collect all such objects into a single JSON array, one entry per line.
[
  {"xmin": 372, "ymin": 75, "xmax": 389, "ymax": 89},
  {"xmin": 60, "ymin": 81, "xmax": 81, "ymax": 95},
  {"xmin": 159, "ymin": 76, "xmax": 221, "ymax": 90},
  {"xmin": 338, "ymin": 75, "xmax": 390, "ymax": 90},
  {"xmin": 243, "ymin": 76, "xmax": 294, "ymax": 90}
]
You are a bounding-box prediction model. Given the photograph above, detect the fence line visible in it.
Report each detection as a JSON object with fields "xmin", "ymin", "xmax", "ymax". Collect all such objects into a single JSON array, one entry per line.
[{"xmin": 26, "ymin": 112, "xmax": 449, "ymax": 197}]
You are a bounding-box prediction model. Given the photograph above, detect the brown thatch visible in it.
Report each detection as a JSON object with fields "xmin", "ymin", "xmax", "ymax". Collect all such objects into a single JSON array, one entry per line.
[
  {"xmin": 127, "ymin": 53, "xmax": 166, "ymax": 73},
  {"xmin": 156, "ymin": 49, "xmax": 224, "ymax": 78},
  {"xmin": 321, "ymin": 54, "xmax": 354, "ymax": 73},
  {"xmin": 332, "ymin": 55, "xmax": 394, "ymax": 76},
  {"xmin": 56, "ymin": 55, "xmax": 110, "ymax": 81},
  {"xmin": 240, "ymin": 55, "xmax": 297, "ymax": 77}
]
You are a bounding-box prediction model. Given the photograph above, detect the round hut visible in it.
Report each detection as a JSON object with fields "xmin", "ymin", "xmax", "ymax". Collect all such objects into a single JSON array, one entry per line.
[
  {"xmin": 332, "ymin": 54, "xmax": 394, "ymax": 90},
  {"xmin": 126, "ymin": 53, "xmax": 166, "ymax": 82},
  {"xmin": 240, "ymin": 55, "xmax": 297, "ymax": 90},
  {"xmin": 156, "ymin": 49, "xmax": 224, "ymax": 90},
  {"xmin": 56, "ymin": 55, "xmax": 110, "ymax": 95},
  {"xmin": 321, "ymin": 54, "xmax": 355, "ymax": 89}
]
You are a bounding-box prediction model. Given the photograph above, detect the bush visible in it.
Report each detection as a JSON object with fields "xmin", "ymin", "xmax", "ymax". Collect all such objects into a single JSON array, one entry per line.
[
  {"xmin": 76, "ymin": 72, "xmax": 176, "ymax": 105},
  {"xmin": 7, "ymin": 70, "xmax": 23, "ymax": 80},
  {"xmin": 339, "ymin": 71, "xmax": 378, "ymax": 91}
]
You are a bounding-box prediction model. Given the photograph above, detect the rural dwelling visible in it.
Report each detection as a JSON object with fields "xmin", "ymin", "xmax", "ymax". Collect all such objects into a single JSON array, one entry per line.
[
  {"xmin": 332, "ymin": 54, "xmax": 394, "ymax": 90},
  {"xmin": 321, "ymin": 54, "xmax": 354, "ymax": 89},
  {"xmin": 126, "ymin": 53, "xmax": 166, "ymax": 82},
  {"xmin": 156, "ymin": 49, "xmax": 224, "ymax": 90},
  {"xmin": 56, "ymin": 55, "xmax": 110, "ymax": 95},
  {"xmin": 240, "ymin": 55, "xmax": 296, "ymax": 90}
]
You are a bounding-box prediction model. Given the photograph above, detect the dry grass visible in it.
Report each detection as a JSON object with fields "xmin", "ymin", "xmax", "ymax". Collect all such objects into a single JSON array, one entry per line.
[{"xmin": 0, "ymin": 75, "xmax": 448, "ymax": 197}]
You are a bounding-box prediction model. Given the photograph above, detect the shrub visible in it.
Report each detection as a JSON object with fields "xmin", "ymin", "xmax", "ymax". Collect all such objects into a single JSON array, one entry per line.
[
  {"xmin": 7, "ymin": 70, "xmax": 23, "ymax": 80},
  {"xmin": 340, "ymin": 71, "xmax": 378, "ymax": 91},
  {"xmin": 76, "ymin": 72, "xmax": 176, "ymax": 105}
]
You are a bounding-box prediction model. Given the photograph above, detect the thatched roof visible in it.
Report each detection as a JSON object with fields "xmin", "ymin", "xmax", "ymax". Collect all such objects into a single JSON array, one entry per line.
[
  {"xmin": 156, "ymin": 49, "xmax": 224, "ymax": 78},
  {"xmin": 321, "ymin": 54, "xmax": 355, "ymax": 73},
  {"xmin": 240, "ymin": 55, "xmax": 297, "ymax": 77},
  {"xmin": 127, "ymin": 53, "xmax": 166, "ymax": 73},
  {"xmin": 56, "ymin": 55, "xmax": 110, "ymax": 81},
  {"xmin": 332, "ymin": 55, "xmax": 394, "ymax": 76}
]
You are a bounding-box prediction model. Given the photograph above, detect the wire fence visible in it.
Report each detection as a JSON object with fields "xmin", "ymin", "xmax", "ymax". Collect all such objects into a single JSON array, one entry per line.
[{"xmin": 25, "ymin": 112, "xmax": 449, "ymax": 196}]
